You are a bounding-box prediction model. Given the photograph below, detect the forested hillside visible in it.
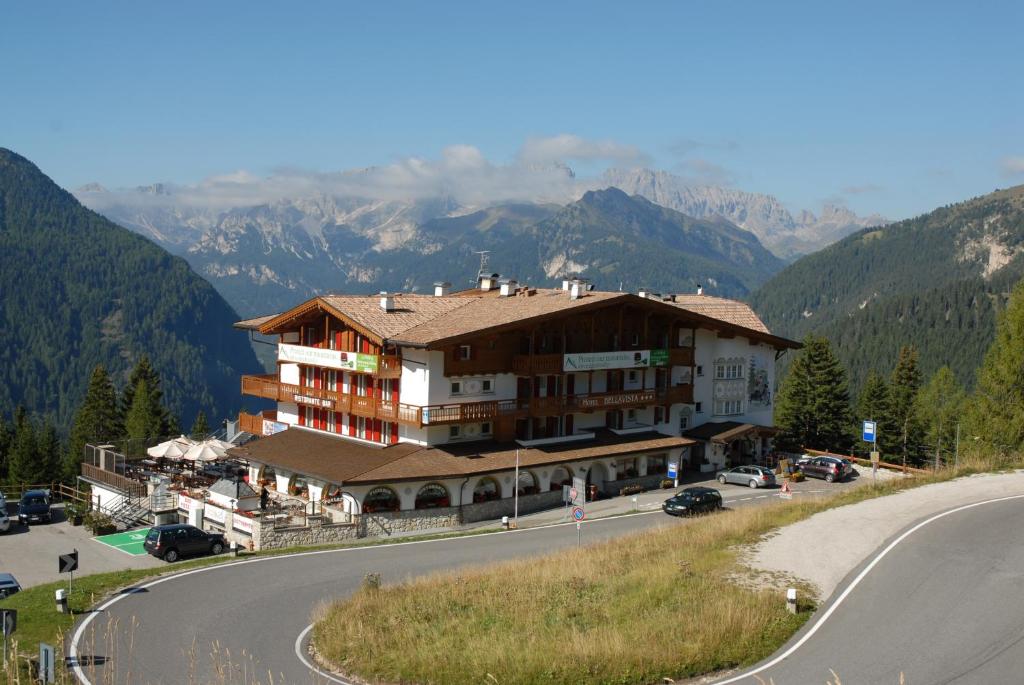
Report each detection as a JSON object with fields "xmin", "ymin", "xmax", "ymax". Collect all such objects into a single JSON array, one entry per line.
[
  {"xmin": 0, "ymin": 149, "xmax": 259, "ymax": 429},
  {"xmin": 752, "ymin": 185, "xmax": 1024, "ymax": 392}
]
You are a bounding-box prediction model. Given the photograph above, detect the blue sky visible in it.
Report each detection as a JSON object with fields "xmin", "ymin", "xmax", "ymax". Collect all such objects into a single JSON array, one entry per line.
[{"xmin": 2, "ymin": 0, "xmax": 1021, "ymax": 219}]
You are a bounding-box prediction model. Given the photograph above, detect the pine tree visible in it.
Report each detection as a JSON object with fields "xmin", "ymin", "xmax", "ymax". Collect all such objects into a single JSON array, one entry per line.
[
  {"xmin": 190, "ymin": 410, "xmax": 210, "ymax": 440},
  {"xmin": 965, "ymin": 280, "xmax": 1024, "ymax": 454},
  {"xmin": 8, "ymin": 407, "xmax": 43, "ymax": 485},
  {"xmin": 68, "ymin": 365, "xmax": 123, "ymax": 480},
  {"xmin": 915, "ymin": 366, "xmax": 965, "ymax": 467},
  {"xmin": 889, "ymin": 346, "xmax": 925, "ymax": 466},
  {"xmin": 124, "ymin": 377, "xmax": 165, "ymax": 457},
  {"xmin": 775, "ymin": 334, "xmax": 853, "ymax": 453},
  {"xmin": 0, "ymin": 413, "xmax": 11, "ymax": 482},
  {"xmin": 121, "ymin": 356, "xmax": 174, "ymax": 437},
  {"xmin": 36, "ymin": 420, "xmax": 64, "ymax": 483},
  {"xmin": 855, "ymin": 371, "xmax": 893, "ymax": 456}
]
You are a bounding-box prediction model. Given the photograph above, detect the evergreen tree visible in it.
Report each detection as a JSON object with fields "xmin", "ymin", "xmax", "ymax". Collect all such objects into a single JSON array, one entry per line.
[
  {"xmin": 889, "ymin": 346, "xmax": 925, "ymax": 466},
  {"xmin": 36, "ymin": 419, "xmax": 64, "ymax": 483},
  {"xmin": 68, "ymin": 365, "xmax": 123, "ymax": 480},
  {"xmin": 190, "ymin": 410, "xmax": 210, "ymax": 440},
  {"xmin": 121, "ymin": 357, "xmax": 174, "ymax": 438},
  {"xmin": 775, "ymin": 334, "xmax": 853, "ymax": 453},
  {"xmin": 915, "ymin": 366, "xmax": 965, "ymax": 467},
  {"xmin": 0, "ymin": 413, "xmax": 11, "ymax": 482},
  {"xmin": 8, "ymin": 407, "xmax": 43, "ymax": 485},
  {"xmin": 124, "ymin": 377, "xmax": 165, "ymax": 457},
  {"xmin": 855, "ymin": 371, "xmax": 894, "ymax": 456},
  {"xmin": 965, "ymin": 281, "xmax": 1024, "ymax": 454}
]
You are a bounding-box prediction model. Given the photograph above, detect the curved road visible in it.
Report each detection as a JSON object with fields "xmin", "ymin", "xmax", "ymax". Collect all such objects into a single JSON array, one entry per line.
[{"xmin": 724, "ymin": 496, "xmax": 1024, "ymax": 685}]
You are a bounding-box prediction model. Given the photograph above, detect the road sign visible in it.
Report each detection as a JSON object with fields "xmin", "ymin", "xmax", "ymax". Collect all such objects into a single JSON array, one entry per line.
[
  {"xmin": 862, "ymin": 420, "xmax": 877, "ymax": 443},
  {"xmin": 870, "ymin": 451, "xmax": 880, "ymax": 463},
  {"xmin": 59, "ymin": 550, "xmax": 79, "ymax": 574},
  {"xmin": 572, "ymin": 476, "xmax": 586, "ymax": 505},
  {"xmin": 40, "ymin": 642, "xmax": 56, "ymax": 683},
  {"xmin": 572, "ymin": 506, "xmax": 585, "ymax": 521},
  {"xmin": 569, "ymin": 487, "xmax": 578, "ymax": 502},
  {"xmin": 667, "ymin": 461, "xmax": 678, "ymax": 479},
  {"xmin": 0, "ymin": 609, "xmax": 15, "ymax": 636}
]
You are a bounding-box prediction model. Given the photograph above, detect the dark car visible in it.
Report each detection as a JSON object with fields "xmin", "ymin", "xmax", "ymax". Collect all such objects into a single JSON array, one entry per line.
[
  {"xmin": 799, "ymin": 456, "xmax": 853, "ymax": 483},
  {"xmin": 17, "ymin": 490, "xmax": 52, "ymax": 525},
  {"xmin": 662, "ymin": 487, "xmax": 723, "ymax": 516},
  {"xmin": 0, "ymin": 573, "xmax": 21, "ymax": 599},
  {"xmin": 143, "ymin": 524, "xmax": 226, "ymax": 562}
]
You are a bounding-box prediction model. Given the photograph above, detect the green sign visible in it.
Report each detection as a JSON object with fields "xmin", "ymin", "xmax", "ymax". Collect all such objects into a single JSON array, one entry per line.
[
  {"xmin": 343, "ymin": 352, "xmax": 379, "ymax": 373},
  {"xmin": 649, "ymin": 348, "xmax": 669, "ymax": 367}
]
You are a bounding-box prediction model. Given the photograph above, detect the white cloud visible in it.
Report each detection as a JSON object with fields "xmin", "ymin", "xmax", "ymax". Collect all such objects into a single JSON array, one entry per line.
[
  {"xmin": 1001, "ymin": 156, "xmax": 1024, "ymax": 176},
  {"xmin": 79, "ymin": 135, "xmax": 653, "ymax": 212},
  {"xmin": 841, "ymin": 183, "xmax": 884, "ymax": 195}
]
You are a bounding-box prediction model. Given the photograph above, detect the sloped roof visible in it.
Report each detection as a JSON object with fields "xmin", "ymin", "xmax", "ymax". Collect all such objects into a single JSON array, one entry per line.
[
  {"xmin": 683, "ymin": 421, "xmax": 777, "ymax": 444},
  {"xmin": 209, "ymin": 478, "xmax": 258, "ymax": 499},
  {"xmin": 670, "ymin": 295, "xmax": 770, "ymax": 333},
  {"xmin": 228, "ymin": 426, "xmax": 693, "ymax": 486}
]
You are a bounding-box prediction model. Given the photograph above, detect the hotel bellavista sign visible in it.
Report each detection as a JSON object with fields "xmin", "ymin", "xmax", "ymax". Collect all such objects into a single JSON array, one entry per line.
[
  {"xmin": 278, "ymin": 343, "xmax": 378, "ymax": 373},
  {"xmin": 574, "ymin": 390, "xmax": 656, "ymax": 409},
  {"xmin": 563, "ymin": 349, "xmax": 669, "ymax": 372}
]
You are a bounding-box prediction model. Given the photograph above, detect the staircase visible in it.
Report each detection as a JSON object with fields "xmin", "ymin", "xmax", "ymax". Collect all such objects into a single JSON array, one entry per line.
[{"xmin": 108, "ymin": 494, "xmax": 153, "ymax": 529}]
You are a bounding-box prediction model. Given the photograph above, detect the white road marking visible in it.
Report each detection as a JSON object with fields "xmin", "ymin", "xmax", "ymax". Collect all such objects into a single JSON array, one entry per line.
[
  {"xmin": 713, "ymin": 493, "xmax": 1024, "ymax": 684},
  {"xmin": 295, "ymin": 624, "xmax": 355, "ymax": 684}
]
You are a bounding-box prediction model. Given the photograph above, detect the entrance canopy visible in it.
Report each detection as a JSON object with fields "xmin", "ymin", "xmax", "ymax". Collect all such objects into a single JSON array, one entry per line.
[{"xmin": 682, "ymin": 421, "xmax": 777, "ymax": 445}]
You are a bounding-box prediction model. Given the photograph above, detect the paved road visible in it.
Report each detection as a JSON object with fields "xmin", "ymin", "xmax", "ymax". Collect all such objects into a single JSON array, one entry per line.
[
  {"xmin": 723, "ymin": 496, "xmax": 1024, "ymax": 685},
  {"xmin": 70, "ymin": 484, "xmax": 825, "ymax": 685}
]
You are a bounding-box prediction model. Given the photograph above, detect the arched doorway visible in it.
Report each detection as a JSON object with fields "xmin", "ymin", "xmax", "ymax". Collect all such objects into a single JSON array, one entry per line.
[
  {"xmin": 362, "ymin": 486, "xmax": 400, "ymax": 513},
  {"xmin": 415, "ymin": 483, "xmax": 451, "ymax": 509},
  {"xmin": 584, "ymin": 462, "xmax": 611, "ymax": 496},
  {"xmin": 516, "ymin": 470, "xmax": 539, "ymax": 496},
  {"xmin": 472, "ymin": 477, "xmax": 501, "ymax": 503},
  {"xmin": 549, "ymin": 466, "xmax": 572, "ymax": 491}
]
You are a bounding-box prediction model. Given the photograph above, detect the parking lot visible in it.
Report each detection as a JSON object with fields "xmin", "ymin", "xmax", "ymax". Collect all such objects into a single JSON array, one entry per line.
[{"xmin": 0, "ymin": 502, "xmax": 163, "ymax": 589}]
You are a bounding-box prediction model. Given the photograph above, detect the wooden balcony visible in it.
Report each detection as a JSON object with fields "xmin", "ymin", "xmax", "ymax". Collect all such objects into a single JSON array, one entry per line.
[
  {"xmin": 420, "ymin": 399, "xmax": 527, "ymax": 426},
  {"xmin": 81, "ymin": 463, "xmax": 146, "ymax": 498},
  {"xmin": 378, "ymin": 355, "xmax": 403, "ymax": 378},
  {"xmin": 527, "ymin": 384, "xmax": 695, "ymax": 414},
  {"xmin": 512, "ymin": 353, "xmax": 563, "ymax": 375},
  {"xmin": 445, "ymin": 348, "xmax": 514, "ymax": 376},
  {"xmin": 669, "ymin": 347, "xmax": 695, "ymax": 366}
]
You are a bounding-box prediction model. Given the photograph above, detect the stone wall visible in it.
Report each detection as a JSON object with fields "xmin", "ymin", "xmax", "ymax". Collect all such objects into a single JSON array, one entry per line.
[
  {"xmin": 252, "ymin": 514, "xmax": 361, "ymax": 550},
  {"xmin": 363, "ymin": 507, "xmax": 462, "ymax": 536}
]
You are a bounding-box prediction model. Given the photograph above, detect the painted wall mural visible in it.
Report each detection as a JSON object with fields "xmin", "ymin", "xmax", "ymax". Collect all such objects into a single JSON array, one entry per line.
[{"xmin": 748, "ymin": 353, "xmax": 771, "ymax": 407}]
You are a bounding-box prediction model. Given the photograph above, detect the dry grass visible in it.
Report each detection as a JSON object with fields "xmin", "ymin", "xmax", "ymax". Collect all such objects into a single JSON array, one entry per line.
[{"xmin": 313, "ymin": 460, "xmax": 1018, "ymax": 685}]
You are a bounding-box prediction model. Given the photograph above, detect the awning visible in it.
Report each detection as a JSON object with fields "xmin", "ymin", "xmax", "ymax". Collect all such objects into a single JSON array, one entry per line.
[{"xmin": 682, "ymin": 421, "xmax": 778, "ymax": 444}]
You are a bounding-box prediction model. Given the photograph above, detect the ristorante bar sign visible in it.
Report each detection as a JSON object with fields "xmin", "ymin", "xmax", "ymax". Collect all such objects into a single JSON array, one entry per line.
[
  {"xmin": 563, "ymin": 349, "xmax": 669, "ymax": 372},
  {"xmin": 278, "ymin": 343, "xmax": 378, "ymax": 373}
]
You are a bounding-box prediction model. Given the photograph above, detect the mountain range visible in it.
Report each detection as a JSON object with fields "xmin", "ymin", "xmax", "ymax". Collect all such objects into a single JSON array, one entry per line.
[
  {"xmin": 0, "ymin": 148, "xmax": 260, "ymax": 429},
  {"xmin": 76, "ymin": 168, "xmax": 880, "ymax": 317},
  {"xmin": 753, "ymin": 184, "xmax": 1024, "ymax": 393}
]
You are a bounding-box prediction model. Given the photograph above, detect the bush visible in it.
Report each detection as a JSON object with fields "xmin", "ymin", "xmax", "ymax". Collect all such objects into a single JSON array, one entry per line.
[
  {"xmin": 83, "ymin": 511, "xmax": 115, "ymax": 534},
  {"xmin": 619, "ymin": 484, "xmax": 644, "ymax": 496},
  {"xmin": 660, "ymin": 479, "xmax": 675, "ymax": 489}
]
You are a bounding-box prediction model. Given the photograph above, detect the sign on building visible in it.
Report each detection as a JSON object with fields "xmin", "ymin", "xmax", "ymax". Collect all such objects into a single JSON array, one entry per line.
[
  {"xmin": 575, "ymin": 390, "xmax": 655, "ymax": 409},
  {"xmin": 563, "ymin": 349, "xmax": 668, "ymax": 372},
  {"xmin": 262, "ymin": 420, "xmax": 288, "ymax": 436},
  {"xmin": 278, "ymin": 343, "xmax": 379, "ymax": 373}
]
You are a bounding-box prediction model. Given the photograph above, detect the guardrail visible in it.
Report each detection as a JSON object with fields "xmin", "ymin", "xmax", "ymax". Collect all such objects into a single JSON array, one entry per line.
[
  {"xmin": 81, "ymin": 463, "xmax": 147, "ymax": 498},
  {"xmin": 1, "ymin": 481, "xmax": 90, "ymax": 504}
]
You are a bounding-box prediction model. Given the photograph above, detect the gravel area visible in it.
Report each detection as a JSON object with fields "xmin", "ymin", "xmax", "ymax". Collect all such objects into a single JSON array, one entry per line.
[{"xmin": 745, "ymin": 471, "xmax": 1024, "ymax": 600}]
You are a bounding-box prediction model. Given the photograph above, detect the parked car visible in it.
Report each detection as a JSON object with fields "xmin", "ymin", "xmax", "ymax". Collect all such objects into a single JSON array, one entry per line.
[
  {"xmin": 662, "ymin": 487, "xmax": 723, "ymax": 516},
  {"xmin": 0, "ymin": 573, "xmax": 21, "ymax": 599},
  {"xmin": 0, "ymin": 493, "xmax": 9, "ymax": 533},
  {"xmin": 17, "ymin": 489, "xmax": 52, "ymax": 525},
  {"xmin": 143, "ymin": 524, "xmax": 226, "ymax": 562},
  {"xmin": 799, "ymin": 456, "xmax": 854, "ymax": 483},
  {"xmin": 717, "ymin": 465, "xmax": 776, "ymax": 489}
]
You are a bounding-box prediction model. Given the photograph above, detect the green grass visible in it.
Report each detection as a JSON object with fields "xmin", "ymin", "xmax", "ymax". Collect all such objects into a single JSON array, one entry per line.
[{"xmin": 312, "ymin": 465, "xmax": 996, "ymax": 685}]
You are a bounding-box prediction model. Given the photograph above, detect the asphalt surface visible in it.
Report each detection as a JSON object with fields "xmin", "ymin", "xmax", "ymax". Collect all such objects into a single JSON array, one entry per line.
[
  {"xmin": 70, "ymin": 484, "xmax": 816, "ymax": 685},
  {"xmin": 724, "ymin": 495, "xmax": 1024, "ymax": 685}
]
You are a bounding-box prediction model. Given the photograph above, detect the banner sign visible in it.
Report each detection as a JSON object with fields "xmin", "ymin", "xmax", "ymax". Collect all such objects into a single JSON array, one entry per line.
[
  {"xmin": 262, "ymin": 420, "xmax": 288, "ymax": 436},
  {"xmin": 232, "ymin": 513, "xmax": 254, "ymax": 535},
  {"xmin": 292, "ymin": 394, "xmax": 335, "ymax": 409},
  {"xmin": 204, "ymin": 503, "xmax": 227, "ymax": 524},
  {"xmin": 575, "ymin": 390, "xmax": 655, "ymax": 409},
  {"xmin": 178, "ymin": 493, "xmax": 202, "ymax": 513},
  {"xmin": 563, "ymin": 349, "xmax": 668, "ymax": 372},
  {"xmin": 278, "ymin": 344, "xmax": 378, "ymax": 373}
]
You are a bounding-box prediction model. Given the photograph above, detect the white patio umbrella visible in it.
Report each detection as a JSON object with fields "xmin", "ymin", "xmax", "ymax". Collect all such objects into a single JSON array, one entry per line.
[
  {"xmin": 147, "ymin": 435, "xmax": 196, "ymax": 459},
  {"xmin": 182, "ymin": 440, "xmax": 228, "ymax": 464}
]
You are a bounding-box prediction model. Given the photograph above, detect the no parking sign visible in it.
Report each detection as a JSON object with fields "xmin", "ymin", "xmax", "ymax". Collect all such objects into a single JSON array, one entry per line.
[{"xmin": 572, "ymin": 506, "xmax": 585, "ymax": 521}]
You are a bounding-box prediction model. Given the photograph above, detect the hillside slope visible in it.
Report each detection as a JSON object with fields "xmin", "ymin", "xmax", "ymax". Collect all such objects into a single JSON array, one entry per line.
[
  {"xmin": 0, "ymin": 149, "xmax": 259, "ymax": 429},
  {"xmin": 751, "ymin": 185, "xmax": 1024, "ymax": 390}
]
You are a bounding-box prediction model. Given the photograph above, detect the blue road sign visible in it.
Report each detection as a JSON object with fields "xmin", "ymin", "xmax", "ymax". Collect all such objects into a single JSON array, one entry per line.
[
  {"xmin": 862, "ymin": 420, "xmax": 877, "ymax": 443},
  {"xmin": 667, "ymin": 461, "xmax": 678, "ymax": 479}
]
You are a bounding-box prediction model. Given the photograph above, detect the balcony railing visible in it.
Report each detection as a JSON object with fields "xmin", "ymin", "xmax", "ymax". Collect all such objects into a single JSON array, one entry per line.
[
  {"xmin": 528, "ymin": 385, "xmax": 694, "ymax": 414},
  {"xmin": 81, "ymin": 463, "xmax": 147, "ymax": 498},
  {"xmin": 669, "ymin": 347, "xmax": 695, "ymax": 366},
  {"xmin": 378, "ymin": 355, "xmax": 402, "ymax": 378},
  {"xmin": 512, "ymin": 353, "xmax": 563, "ymax": 375}
]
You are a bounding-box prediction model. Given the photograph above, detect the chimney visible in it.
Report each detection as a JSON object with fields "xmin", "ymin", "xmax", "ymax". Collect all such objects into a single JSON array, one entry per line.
[
  {"xmin": 379, "ymin": 291, "xmax": 395, "ymax": 311},
  {"xmin": 696, "ymin": 284, "xmax": 704, "ymax": 296},
  {"xmin": 434, "ymin": 281, "xmax": 451, "ymax": 297},
  {"xmin": 638, "ymin": 288, "xmax": 649, "ymax": 299},
  {"xmin": 499, "ymin": 278, "xmax": 517, "ymax": 297},
  {"xmin": 562, "ymin": 278, "xmax": 571, "ymax": 291},
  {"xmin": 478, "ymin": 273, "xmax": 499, "ymax": 291},
  {"xmin": 569, "ymin": 282, "xmax": 582, "ymax": 300}
]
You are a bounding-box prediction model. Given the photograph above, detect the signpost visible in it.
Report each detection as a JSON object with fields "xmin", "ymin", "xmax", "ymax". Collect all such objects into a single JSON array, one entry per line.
[
  {"xmin": 60, "ymin": 549, "xmax": 79, "ymax": 597},
  {"xmin": 863, "ymin": 420, "xmax": 880, "ymax": 483},
  {"xmin": 1, "ymin": 609, "xmax": 16, "ymax": 668},
  {"xmin": 39, "ymin": 642, "xmax": 56, "ymax": 684},
  {"xmin": 667, "ymin": 460, "xmax": 679, "ymax": 487}
]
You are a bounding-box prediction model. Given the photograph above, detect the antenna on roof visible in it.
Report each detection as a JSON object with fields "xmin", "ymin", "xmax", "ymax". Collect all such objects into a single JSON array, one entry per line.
[
  {"xmin": 474, "ymin": 250, "xmax": 491, "ymax": 276},
  {"xmin": 619, "ymin": 281, "xmax": 623, "ymax": 292}
]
